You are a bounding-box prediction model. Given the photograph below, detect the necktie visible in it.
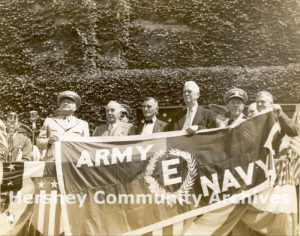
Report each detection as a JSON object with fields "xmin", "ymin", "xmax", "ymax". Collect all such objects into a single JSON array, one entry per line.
[
  {"xmin": 145, "ymin": 119, "xmax": 153, "ymax": 124},
  {"xmin": 108, "ymin": 124, "xmax": 114, "ymax": 136},
  {"xmin": 183, "ymin": 108, "xmax": 193, "ymax": 130}
]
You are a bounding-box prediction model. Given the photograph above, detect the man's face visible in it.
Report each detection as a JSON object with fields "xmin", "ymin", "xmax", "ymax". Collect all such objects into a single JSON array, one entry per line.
[
  {"xmin": 142, "ymin": 99, "xmax": 158, "ymax": 120},
  {"xmin": 256, "ymin": 94, "xmax": 272, "ymax": 112},
  {"xmin": 60, "ymin": 98, "xmax": 77, "ymax": 112},
  {"xmin": 247, "ymin": 104, "xmax": 258, "ymax": 118},
  {"xmin": 226, "ymin": 98, "xmax": 245, "ymax": 118},
  {"xmin": 183, "ymin": 86, "xmax": 199, "ymax": 105},
  {"xmin": 106, "ymin": 105, "xmax": 121, "ymax": 124}
]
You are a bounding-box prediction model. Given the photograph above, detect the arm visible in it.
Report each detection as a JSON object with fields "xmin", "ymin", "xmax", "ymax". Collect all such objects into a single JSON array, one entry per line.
[
  {"xmin": 36, "ymin": 118, "xmax": 50, "ymax": 151},
  {"xmin": 93, "ymin": 127, "xmax": 100, "ymax": 136},
  {"xmin": 278, "ymin": 112, "xmax": 299, "ymax": 137},
  {"xmin": 128, "ymin": 123, "xmax": 136, "ymax": 136},
  {"xmin": 22, "ymin": 137, "xmax": 33, "ymax": 161},
  {"xmin": 83, "ymin": 121, "xmax": 90, "ymax": 137},
  {"xmin": 206, "ymin": 110, "xmax": 217, "ymax": 129}
]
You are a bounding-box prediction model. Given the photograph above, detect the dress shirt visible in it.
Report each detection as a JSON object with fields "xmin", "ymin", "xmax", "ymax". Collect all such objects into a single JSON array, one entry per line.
[{"xmin": 141, "ymin": 117, "xmax": 157, "ymax": 135}]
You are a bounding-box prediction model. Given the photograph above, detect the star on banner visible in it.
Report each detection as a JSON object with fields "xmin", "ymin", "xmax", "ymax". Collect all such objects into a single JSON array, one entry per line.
[
  {"xmin": 163, "ymin": 113, "xmax": 167, "ymax": 117},
  {"xmin": 8, "ymin": 164, "xmax": 15, "ymax": 172},
  {"xmin": 7, "ymin": 181, "xmax": 13, "ymax": 186},
  {"xmin": 51, "ymin": 180, "xmax": 58, "ymax": 188},
  {"xmin": 38, "ymin": 181, "xmax": 45, "ymax": 188}
]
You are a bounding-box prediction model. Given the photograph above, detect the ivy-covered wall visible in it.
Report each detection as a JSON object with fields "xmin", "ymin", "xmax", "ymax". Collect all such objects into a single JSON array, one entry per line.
[
  {"xmin": 0, "ymin": 0, "xmax": 300, "ymax": 129},
  {"xmin": 1, "ymin": 0, "xmax": 300, "ymax": 74},
  {"xmin": 0, "ymin": 64, "xmax": 299, "ymax": 131}
]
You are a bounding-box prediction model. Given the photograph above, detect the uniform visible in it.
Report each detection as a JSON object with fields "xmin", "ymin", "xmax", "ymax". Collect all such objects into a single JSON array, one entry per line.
[{"xmin": 11, "ymin": 133, "xmax": 32, "ymax": 162}]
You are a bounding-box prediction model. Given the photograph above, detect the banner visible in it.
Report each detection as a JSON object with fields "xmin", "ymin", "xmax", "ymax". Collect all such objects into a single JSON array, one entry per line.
[
  {"xmin": 0, "ymin": 162, "xmax": 45, "ymax": 235},
  {"xmin": 55, "ymin": 111, "xmax": 279, "ymax": 235}
]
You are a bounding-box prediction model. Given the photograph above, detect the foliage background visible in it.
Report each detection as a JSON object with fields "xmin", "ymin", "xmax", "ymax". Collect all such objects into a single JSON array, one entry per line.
[{"xmin": 0, "ymin": 0, "xmax": 300, "ymax": 130}]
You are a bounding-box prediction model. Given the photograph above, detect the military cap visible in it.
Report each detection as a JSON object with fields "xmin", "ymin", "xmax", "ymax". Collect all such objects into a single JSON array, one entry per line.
[
  {"xmin": 120, "ymin": 104, "xmax": 132, "ymax": 117},
  {"xmin": 57, "ymin": 91, "xmax": 81, "ymax": 108},
  {"xmin": 209, "ymin": 104, "xmax": 229, "ymax": 116},
  {"xmin": 17, "ymin": 123, "xmax": 32, "ymax": 135},
  {"xmin": 224, "ymin": 88, "xmax": 248, "ymax": 104}
]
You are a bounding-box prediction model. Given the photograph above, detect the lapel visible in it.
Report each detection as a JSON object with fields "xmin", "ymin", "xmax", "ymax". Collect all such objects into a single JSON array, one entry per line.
[
  {"xmin": 192, "ymin": 107, "xmax": 204, "ymax": 125},
  {"xmin": 65, "ymin": 117, "xmax": 80, "ymax": 131},
  {"xmin": 53, "ymin": 117, "xmax": 80, "ymax": 132},
  {"xmin": 177, "ymin": 108, "xmax": 188, "ymax": 129},
  {"xmin": 53, "ymin": 117, "xmax": 67, "ymax": 130},
  {"xmin": 136, "ymin": 123, "xmax": 144, "ymax": 135},
  {"xmin": 153, "ymin": 118, "xmax": 163, "ymax": 133},
  {"xmin": 12, "ymin": 134, "xmax": 22, "ymax": 152},
  {"xmin": 102, "ymin": 124, "xmax": 109, "ymax": 136},
  {"xmin": 112, "ymin": 122, "xmax": 125, "ymax": 136}
]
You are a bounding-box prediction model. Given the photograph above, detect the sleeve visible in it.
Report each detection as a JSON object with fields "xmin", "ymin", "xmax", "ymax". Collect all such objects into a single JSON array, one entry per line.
[
  {"xmin": 206, "ymin": 110, "xmax": 217, "ymax": 129},
  {"xmin": 36, "ymin": 118, "xmax": 50, "ymax": 151},
  {"xmin": 0, "ymin": 120, "xmax": 8, "ymax": 161},
  {"xmin": 83, "ymin": 121, "xmax": 90, "ymax": 137},
  {"xmin": 93, "ymin": 127, "xmax": 100, "ymax": 136},
  {"xmin": 22, "ymin": 137, "xmax": 33, "ymax": 161},
  {"xmin": 128, "ymin": 124, "xmax": 136, "ymax": 136},
  {"xmin": 278, "ymin": 112, "xmax": 300, "ymax": 137}
]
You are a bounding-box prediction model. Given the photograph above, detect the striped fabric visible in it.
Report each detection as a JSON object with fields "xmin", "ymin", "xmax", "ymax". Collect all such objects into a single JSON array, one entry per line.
[
  {"xmin": 0, "ymin": 162, "xmax": 45, "ymax": 235},
  {"xmin": 31, "ymin": 177, "xmax": 63, "ymax": 235},
  {"xmin": 142, "ymin": 220, "xmax": 186, "ymax": 236}
]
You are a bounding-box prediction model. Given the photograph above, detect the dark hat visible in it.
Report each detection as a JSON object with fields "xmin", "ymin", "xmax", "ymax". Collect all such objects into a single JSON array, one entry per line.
[
  {"xmin": 224, "ymin": 88, "xmax": 248, "ymax": 104},
  {"xmin": 17, "ymin": 123, "xmax": 32, "ymax": 134},
  {"xmin": 209, "ymin": 104, "xmax": 229, "ymax": 116},
  {"xmin": 120, "ymin": 104, "xmax": 132, "ymax": 117},
  {"xmin": 57, "ymin": 91, "xmax": 81, "ymax": 108}
]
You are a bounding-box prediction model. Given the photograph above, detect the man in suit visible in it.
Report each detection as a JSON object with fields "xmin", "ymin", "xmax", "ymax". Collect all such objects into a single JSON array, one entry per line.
[
  {"xmin": 136, "ymin": 97, "xmax": 168, "ymax": 135},
  {"xmin": 10, "ymin": 123, "xmax": 33, "ymax": 161},
  {"xmin": 37, "ymin": 91, "xmax": 89, "ymax": 160},
  {"xmin": 93, "ymin": 101, "xmax": 135, "ymax": 136},
  {"xmin": 256, "ymin": 91, "xmax": 299, "ymax": 157},
  {"xmin": 167, "ymin": 81, "xmax": 217, "ymax": 133}
]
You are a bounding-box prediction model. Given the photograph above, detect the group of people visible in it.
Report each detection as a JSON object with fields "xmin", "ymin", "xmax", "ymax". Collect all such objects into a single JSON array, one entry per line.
[{"xmin": 0, "ymin": 80, "xmax": 298, "ymax": 162}]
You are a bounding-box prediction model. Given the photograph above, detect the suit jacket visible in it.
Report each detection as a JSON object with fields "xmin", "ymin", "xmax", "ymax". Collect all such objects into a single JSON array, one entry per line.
[
  {"xmin": 11, "ymin": 133, "xmax": 32, "ymax": 162},
  {"xmin": 37, "ymin": 116, "xmax": 89, "ymax": 160},
  {"xmin": 93, "ymin": 122, "xmax": 135, "ymax": 136},
  {"xmin": 136, "ymin": 118, "xmax": 168, "ymax": 135},
  {"xmin": 166, "ymin": 106, "xmax": 217, "ymax": 131},
  {"xmin": 273, "ymin": 111, "xmax": 299, "ymax": 157}
]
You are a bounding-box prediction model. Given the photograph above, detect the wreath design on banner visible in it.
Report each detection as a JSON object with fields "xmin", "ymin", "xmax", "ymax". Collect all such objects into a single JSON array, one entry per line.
[{"xmin": 144, "ymin": 148, "xmax": 197, "ymax": 206}]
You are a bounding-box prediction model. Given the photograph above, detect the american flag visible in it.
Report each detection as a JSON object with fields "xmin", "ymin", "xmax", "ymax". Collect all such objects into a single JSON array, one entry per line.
[{"xmin": 31, "ymin": 176, "xmax": 63, "ymax": 235}]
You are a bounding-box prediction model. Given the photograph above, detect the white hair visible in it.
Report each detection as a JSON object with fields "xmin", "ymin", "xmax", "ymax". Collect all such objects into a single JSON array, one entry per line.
[{"xmin": 184, "ymin": 81, "xmax": 200, "ymax": 93}]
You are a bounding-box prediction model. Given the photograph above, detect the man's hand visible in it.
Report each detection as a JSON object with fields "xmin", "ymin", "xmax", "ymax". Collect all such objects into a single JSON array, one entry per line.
[
  {"xmin": 48, "ymin": 135, "xmax": 60, "ymax": 145},
  {"xmin": 273, "ymin": 104, "xmax": 283, "ymax": 117},
  {"xmin": 185, "ymin": 125, "xmax": 198, "ymax": 134}
]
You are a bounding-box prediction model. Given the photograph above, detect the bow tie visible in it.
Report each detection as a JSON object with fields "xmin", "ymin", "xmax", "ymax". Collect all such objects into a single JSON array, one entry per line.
[{"xmin": 145, "ymin": 119, "xmax": 153, "ymax": 124}]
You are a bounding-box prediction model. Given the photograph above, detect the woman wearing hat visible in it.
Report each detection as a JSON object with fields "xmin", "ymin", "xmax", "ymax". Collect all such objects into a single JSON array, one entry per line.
[{"xmin": 36, "ymin": 91, "xmax": 89, "ymax": 161}]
